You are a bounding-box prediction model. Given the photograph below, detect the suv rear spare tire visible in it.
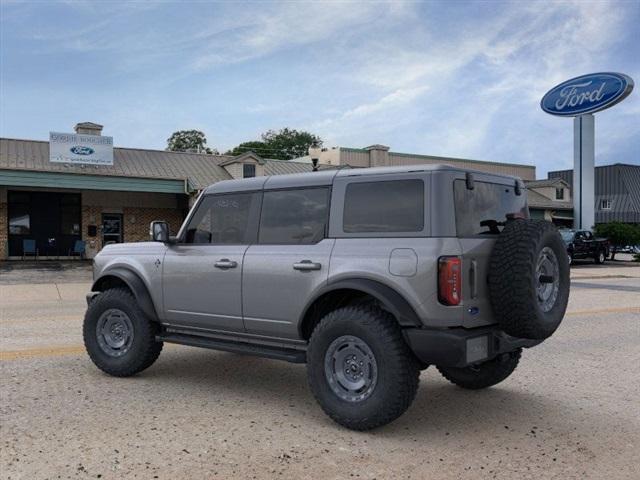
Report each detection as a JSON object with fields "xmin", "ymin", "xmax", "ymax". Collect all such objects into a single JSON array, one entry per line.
[{"xmin": 488, "ymin": 219, "xmax": 569, "ymax": 340}]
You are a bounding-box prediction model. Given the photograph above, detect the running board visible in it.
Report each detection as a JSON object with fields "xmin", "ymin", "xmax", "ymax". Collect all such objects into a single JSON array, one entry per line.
[{"xmin": 156, "ymin": 333, "xmax": 307, "ymax": 364}]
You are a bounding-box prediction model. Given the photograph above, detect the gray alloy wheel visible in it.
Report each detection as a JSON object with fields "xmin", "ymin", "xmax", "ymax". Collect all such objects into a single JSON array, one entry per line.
[
  {"xmin": 96, "ymin": 308, "xmax": 135, "ymax": 357},
  {"xmin": 536, "ymin": 246, "xmax": 560, "ymax": 313},
  {"xmin": 84, "ymin": 287, "xmax": 163, "ymax": 377},
  {"xmin": 324, "ymin": 335, "xmax": 378, "ymax": 403}
]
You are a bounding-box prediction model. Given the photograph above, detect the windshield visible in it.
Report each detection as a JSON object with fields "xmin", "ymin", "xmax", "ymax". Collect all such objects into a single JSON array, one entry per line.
[
  {"xmin": 454, "ymin": 180, "xmax": 528, "ymax": 236},
  {"xmin": 559, "ymin": 230, "xmax": 574, "ymax": 242}
]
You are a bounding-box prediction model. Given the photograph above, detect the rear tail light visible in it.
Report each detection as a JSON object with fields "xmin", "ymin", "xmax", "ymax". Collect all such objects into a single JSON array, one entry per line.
[{"xmin": 438, "ymin": 256, "xmax": 461, "ymax": 306}]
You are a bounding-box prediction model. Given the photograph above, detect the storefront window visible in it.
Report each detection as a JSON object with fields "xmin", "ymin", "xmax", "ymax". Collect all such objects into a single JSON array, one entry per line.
[
  {"xmin": 8, "ymin": 192, "xmax": 30, "ymax": 234},
  {"xmin": 9, "ymin": 208, "xmax": 30, "ymax": 234}
]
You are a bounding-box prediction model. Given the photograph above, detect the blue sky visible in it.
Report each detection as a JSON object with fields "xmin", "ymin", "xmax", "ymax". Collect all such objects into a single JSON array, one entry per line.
[{"xmin": 1, "ymin": 0, "xmax": 638, "ymax": 177}]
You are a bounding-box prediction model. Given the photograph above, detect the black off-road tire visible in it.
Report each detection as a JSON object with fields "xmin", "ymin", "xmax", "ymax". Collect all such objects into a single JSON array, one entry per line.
[
  {"xmin": 594, "ymin": 250, "xmax": 606, "ymax": 264},
  {"xmin": 307, "ymin": 306, "xmax": 420, "ymax": 431},
  {"xmin": 437, "ymin": 349, "xmax": 521, "ymax": 390},
  {"xmin": 83, "ymin": 288, "xmax": 163, "ymax": 377},
  {"xmin": 488, "ymin": 219, "xmax": 570, "ymax": 340}
]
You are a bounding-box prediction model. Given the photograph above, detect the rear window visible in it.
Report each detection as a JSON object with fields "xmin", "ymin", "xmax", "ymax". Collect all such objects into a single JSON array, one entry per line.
[
  {"xmin": 454, "ymin": 180, "xmax": 528, "ymax": 236},
  {"xmin": 343, "ymin": 179, "xmax": 424, "ymax": 233}
]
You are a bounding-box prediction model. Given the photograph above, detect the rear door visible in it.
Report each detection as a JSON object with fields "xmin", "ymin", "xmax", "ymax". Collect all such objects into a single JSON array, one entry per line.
[{"xmin": 242, "ymin": 187, "xmax": 333, "ymax": 340}]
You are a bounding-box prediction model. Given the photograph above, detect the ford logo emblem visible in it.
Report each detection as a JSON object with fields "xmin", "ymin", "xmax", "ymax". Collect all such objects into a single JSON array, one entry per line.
[
  {"xmin": 541, "ymin": 72, "xmax": 634, "ymax": 116},
  {"xmin": 70, "ymin": 146, "xmax": 95, "ymax": 155}
]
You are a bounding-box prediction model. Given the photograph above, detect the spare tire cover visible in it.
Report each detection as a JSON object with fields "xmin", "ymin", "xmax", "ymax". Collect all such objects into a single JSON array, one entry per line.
[{"xmin": 488, "ymin": 219, "xmax": 570, "ymax": 340}]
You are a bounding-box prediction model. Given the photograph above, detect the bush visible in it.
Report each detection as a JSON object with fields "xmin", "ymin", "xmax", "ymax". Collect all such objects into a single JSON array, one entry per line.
[{"xmin": 593, "ymin": 222, "xmax": 640, "ymax": 260}]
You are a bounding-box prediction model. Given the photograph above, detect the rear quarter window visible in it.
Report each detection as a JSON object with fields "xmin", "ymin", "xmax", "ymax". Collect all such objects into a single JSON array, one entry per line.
[
  {"xmin": 454, "ymin": 180, "xmax": 528, "ymax": 236},
  {"xmin": 343, "ymin": 179, "xmax": 424, "ymax": 233}
]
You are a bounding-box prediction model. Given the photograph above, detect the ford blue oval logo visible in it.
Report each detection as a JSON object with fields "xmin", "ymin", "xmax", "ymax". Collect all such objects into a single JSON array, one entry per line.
[
  {"xmin": 541, "ymin": 72, "xmax": 633, "ymax": 116},
  {"xmin": 70, "ymin": 146, "xmax": 95, "ymax": 155}
]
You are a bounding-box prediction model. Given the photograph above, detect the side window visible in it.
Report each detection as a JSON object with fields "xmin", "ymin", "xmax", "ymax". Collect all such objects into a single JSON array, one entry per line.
[
  {"xmin": 259, "ymin": 188, "xmax": 329, "ymax": 244},
  {"xmin": 343, "ymin": 179, "xmax": 424, "ymax": 233},
  {"xmin": 183, "ymin": 192, "xmax": 259, "ymax": 244}
]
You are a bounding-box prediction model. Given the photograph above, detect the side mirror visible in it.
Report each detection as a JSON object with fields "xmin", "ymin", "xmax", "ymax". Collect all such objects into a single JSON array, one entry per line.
[{"xmin": 150, "ymin": 221, "xmax": 169, "ymax": 243}]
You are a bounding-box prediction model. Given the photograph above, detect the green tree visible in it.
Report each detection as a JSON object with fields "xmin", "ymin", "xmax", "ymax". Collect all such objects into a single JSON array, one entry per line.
[
  {"xmin": 226, "ymin": 128, "xmax": 322, "ymax": 160},
  {"xmin": 261, "ymin": 128, "xmax": 322, "ymax": 160},
  {"xmin": 167, "ymin": 130, "xmax": 217, "ymax": 154},
  {"xmin": 225, "ymin": 141, "xmax": 268, "ymax": 157},
  {"xmin": 593, "ymin": 222, "xmax": 640, "ymax": 260}
]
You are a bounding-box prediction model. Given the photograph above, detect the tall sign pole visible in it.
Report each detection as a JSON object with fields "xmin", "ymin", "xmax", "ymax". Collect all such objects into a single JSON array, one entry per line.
[
  {"xmin": 541, "ymin": 72, "xmax": 633, "ymax": 230},
  {"xmin": 573, "ymin": 114, "xmax": 595, "ymax": 229}
]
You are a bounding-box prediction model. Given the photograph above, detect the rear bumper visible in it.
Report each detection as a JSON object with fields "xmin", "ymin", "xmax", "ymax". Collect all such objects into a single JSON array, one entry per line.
[{"xmin": 403, "ymin": 326, "xmax": 542, "ymax": 368}]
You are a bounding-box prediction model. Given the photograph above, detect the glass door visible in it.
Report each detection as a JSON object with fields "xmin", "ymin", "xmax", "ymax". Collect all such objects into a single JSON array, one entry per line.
[{"xmin": 102, "ymin": 213, "xmax": 123, "ymax": 245}]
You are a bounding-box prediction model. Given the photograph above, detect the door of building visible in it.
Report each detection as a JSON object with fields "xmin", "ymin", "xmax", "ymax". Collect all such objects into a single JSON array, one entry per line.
[{"xmin": 102, "ymin": 213, "xmax": 123, "ymax": 245}]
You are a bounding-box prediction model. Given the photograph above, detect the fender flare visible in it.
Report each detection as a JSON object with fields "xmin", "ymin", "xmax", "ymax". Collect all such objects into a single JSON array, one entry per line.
[
  {"xmin": 92, "ymin": 267, "xmax": 158, "ymax": 321},
  {"xmin": 299, "ymin": 278, "xmax": 422, "ymax": 329}
]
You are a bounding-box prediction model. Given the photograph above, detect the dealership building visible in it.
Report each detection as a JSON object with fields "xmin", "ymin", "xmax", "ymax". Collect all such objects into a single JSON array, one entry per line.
[{"xmin": 1, "ymin": 122, "xmax": 539, "ymax": 260}]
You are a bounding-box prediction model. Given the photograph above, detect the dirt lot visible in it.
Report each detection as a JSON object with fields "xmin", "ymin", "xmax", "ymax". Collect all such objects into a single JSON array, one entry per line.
[{"xmin": 1, "ymin": 260, "xmax": 639, "ymax": 479}]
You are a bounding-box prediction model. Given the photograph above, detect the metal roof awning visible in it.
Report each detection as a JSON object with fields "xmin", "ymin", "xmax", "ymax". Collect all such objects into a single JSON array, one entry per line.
[
  {"xmin": 552, "ymin": 213, "xmax": 574, "ymax": 220},
  {"xmin": 0, "ymin": 169, "xmax": 188, "ymax": 194}
]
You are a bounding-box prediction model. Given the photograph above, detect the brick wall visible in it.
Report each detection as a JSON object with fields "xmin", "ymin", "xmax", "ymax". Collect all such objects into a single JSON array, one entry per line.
[
  {"xmin": 81, "ymin": 205, "xmax": 104, "ymax": 258},
  {"xmin": 0, "ymin": 200, "xmax": 7, "ymax": 261},
  {"xmin": 81, "ymin": 205, "xmax": 185, "ymax": 258},
  {"xmin": 123, "ymin": 207, "xmax": 184, "ymax": 243}
]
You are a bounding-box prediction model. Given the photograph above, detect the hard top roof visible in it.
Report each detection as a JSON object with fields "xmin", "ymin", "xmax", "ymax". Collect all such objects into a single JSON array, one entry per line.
[{"xmin": 203, "ymin": 163, "xmax": 522, "ymax": 194}]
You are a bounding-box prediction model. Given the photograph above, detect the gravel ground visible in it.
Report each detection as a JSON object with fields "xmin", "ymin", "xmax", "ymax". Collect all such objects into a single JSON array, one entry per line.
[{"xmin": 0, "ymin": 262, "xmax": 638, "ymax": 479}]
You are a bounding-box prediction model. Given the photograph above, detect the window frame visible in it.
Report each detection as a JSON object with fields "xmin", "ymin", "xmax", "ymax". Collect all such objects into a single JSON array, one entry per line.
[
  {"xmin": 600, "ymin": 199, "xmax": 612, "ymax": 210},
  {"xmin": 177, "ymin": 191, "xmax": 262, "ymax": 246},
  {"xmin": 330, "ymin": 173, "xmax": 431, "ymax": 238},
  {"xmin": 257, "ymin": 186, "xmax": 331, "ymax": 245},
  {"xmin": 555, "ymin": 187, "xmax": 564, "ymax": 200}
]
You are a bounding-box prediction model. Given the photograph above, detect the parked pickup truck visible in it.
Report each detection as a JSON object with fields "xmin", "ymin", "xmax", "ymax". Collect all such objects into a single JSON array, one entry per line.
[{"xmin": 560, "ymin": 230, "xmax": 609, "ymax": 265}]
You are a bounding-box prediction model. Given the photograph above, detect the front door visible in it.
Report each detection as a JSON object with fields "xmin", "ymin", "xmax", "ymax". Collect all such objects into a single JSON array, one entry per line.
[
  {"xmin": 102, "ymin": 213, "xmax": 123, "ymax": 245},
  {"xmin": 242, "ymin": 187, "xmax": 332, "ymax": 340},
  {"xmin": 162, "ymin": 192, "xmax": 261, "ymax": 333}
]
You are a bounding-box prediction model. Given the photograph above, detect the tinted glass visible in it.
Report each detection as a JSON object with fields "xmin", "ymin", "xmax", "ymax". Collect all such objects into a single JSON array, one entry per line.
[
  {"xmin": 454, "ymin": 180, "xmax": 529, "ymax": 236},
  {"xmin": 559, "ymin": 230, "xmax": 574, "ymax": 242},
  {"xmin": 343, "ymin": 180, "xmax": 424, "ymax": 233},
  {"xmin": 8, "ymin": 192, "xmax": 30, "ymax": 235},
  {"xmin": 259, "ymin": 188, "xmax": 329, "ymax": 244},
  {"xmin": 9, "ymin": 206, "xmax": 30, "ymax": 234},
  {"xmin": 243, "ymin": 164, "xmax": 256, "ymax": 178},
  {"xmin": 61, "ymin": 205, "xmax": 81, "ymax": 235},
  {"xmin": 184, "ymin": 192, "xmax": 259, "ymax": 244}
]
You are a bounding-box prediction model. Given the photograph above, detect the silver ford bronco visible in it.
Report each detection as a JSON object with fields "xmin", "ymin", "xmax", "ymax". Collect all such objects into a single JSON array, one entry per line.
[{"xmin": 84, "ymin": 165, "xmax": 570, "ymax": 430}]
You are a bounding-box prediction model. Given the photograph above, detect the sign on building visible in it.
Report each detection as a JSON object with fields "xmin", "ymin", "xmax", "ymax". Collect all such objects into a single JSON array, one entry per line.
[{"xmin": 49, "ymin": 132, "xmax": 114, "ymax": 166}]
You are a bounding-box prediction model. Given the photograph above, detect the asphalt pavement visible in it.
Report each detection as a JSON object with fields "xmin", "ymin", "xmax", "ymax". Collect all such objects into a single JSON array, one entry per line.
[{"xmin": 1, "ymin": 260, "xmax": 639, "ymax": 479}]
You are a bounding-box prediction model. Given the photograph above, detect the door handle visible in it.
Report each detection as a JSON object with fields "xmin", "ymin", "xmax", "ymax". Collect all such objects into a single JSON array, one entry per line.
[
  {"xmin": 214, "ymin": 259, "xmax": 238, "ymax": 269},
  {"xmin": 293, "ymin": 260, "xmax": 321, "ymax": 271}
]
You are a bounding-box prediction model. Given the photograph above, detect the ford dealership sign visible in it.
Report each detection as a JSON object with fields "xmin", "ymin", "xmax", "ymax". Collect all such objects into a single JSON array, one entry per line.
[
  {"xmin": 541, "ymin": 72, "xmax": 633, "ymax": 116},
  {"xmin": 50, "ymin": 132, "xmax": 113, "ymax": 165}
]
